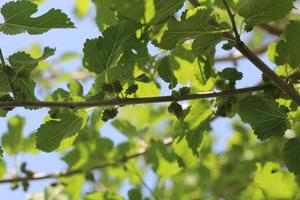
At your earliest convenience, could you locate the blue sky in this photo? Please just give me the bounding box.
[0,0,272,199]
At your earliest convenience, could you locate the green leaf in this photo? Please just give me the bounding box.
[284,138,300,176]
[0,146,3,158]
[112,119,138,138]
[238,96,288,140]
[92,0,184,30]
[147,141,181,179]
[1,116,25,155]
[176,100,213,156]
[275,21,300,69]
[12,78,37,101]
[168,44,214,89]
[60,174,85,200]
[92,0,118,30]
[85,192,124,200]
[172,137,198,168]
[0,0,75,35]
[109,0,184,25]
[48,81,85,103]
[128,188,142,200]
[185,124,209,157]
[0,68,10,94]
[68,80,84,98]
[158,7,227,50]
[31,0,45,4]
[6,47,55,100]
[0,159,6,179]
[43,185,68,200]
[22,133,39,154]
[63,137,114,169]
[157,57,177,89]
[83,20,137,74]
[59,52,80,63]
[0,94,14,117]
[36,109,88,152]
[147,0,185,25]
[9,47,55,76]
[184,100,213,131]
[237,0,295,27]
[1,116,40,154]
[74,0,90,18]
[254,162,298,199]
[135,74,151,83]
[192,33,224,52]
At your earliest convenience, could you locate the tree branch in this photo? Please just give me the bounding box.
[188,0,300,105]
[0,138,173,184]
[235,44,300,105]
[0,86,266,109]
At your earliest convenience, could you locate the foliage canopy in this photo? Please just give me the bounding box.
[0,0,300,199]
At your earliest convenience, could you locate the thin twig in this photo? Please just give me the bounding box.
[215,45,268,62]
[0,49,6,66]
[0,86,266,109]
[129,164,159,200]
[258,24,283,36]
[0,115,217,184]
[0,138,173,184]
[222,0,240,42]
